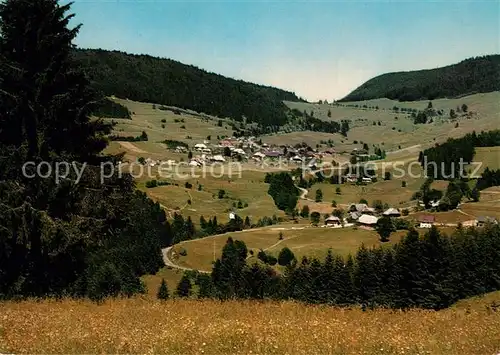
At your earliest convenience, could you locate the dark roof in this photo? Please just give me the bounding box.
[418,215,436,223]
[477,216,497,223]
[265,151,282,157]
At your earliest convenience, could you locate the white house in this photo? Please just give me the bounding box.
[418,215,435,228]
[358,214,379,229]
[194,143,207,151]
[325,216,342,227]
[211,155,226,163]
[383,208,401,217]
[253,152,266,160]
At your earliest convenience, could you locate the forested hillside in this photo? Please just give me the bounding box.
[73,49,303,128]
[341,55,500,102]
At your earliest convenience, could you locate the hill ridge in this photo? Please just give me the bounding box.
[341,55,500,102]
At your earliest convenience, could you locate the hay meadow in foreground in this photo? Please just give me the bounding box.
[1,297,499,355]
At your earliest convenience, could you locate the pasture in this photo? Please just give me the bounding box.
[284,92,500,151]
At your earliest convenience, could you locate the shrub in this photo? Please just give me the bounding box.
[145,180,158,188]
[179,248,187,256]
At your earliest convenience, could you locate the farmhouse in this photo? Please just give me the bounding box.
[350,203,368,213]
[211,155,226,163]
[265,151,282,158]
[418,215,435,228]
[476,216,498,227]
[325,216,342,227]
[194,143,207,151]
[253,152,266,160]
[349,211,361,221]
[383,208,401,217]
[358,214,378,229]
[361,206,376,215]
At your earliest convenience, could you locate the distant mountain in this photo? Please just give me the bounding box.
[73,49,303,128]
[340,55,500,102]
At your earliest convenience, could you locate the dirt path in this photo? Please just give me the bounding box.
[118,141,147,154]
[297,186,312,201]
[161,247,211,274]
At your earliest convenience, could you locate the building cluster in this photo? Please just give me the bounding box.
[170,137,338,168]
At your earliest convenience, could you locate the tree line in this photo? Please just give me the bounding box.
[419,130,500,180]
[166,225,500,310]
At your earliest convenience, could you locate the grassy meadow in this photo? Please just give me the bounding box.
[169,224,463,273]
[283,92,500,151]
[1,295,499,355]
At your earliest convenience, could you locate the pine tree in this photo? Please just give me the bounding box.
[176,273,192,298]
[0,0,166,299]
[157,278,169,300]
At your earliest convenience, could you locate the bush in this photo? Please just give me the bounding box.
[401,208,409,216]
[145,180,158,188]
[402,181,407,188]
[218,190,226,199]
[179,248,187,256]
[161,119,166,123]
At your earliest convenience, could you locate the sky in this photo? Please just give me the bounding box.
[70,0,500,101]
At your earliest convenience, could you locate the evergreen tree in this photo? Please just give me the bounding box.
[195,273,214,299]
[0,0,165,299]
[176,273,192,298]
[300,205,310,218]
[278,247,295,266]
[157,278,169,300]
[376,216,395,242]
[310,212,321,226]
[315,189,323,202]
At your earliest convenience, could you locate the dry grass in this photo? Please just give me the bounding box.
[1,297,499,355]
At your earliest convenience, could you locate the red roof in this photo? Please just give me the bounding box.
[418,215,435,223]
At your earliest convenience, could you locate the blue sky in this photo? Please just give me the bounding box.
[70,0,499,101]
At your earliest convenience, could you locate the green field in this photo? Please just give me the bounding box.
[102,98,234,161]
[473,146,500,173]
[284,92,500,151]
[171,225,416,272]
